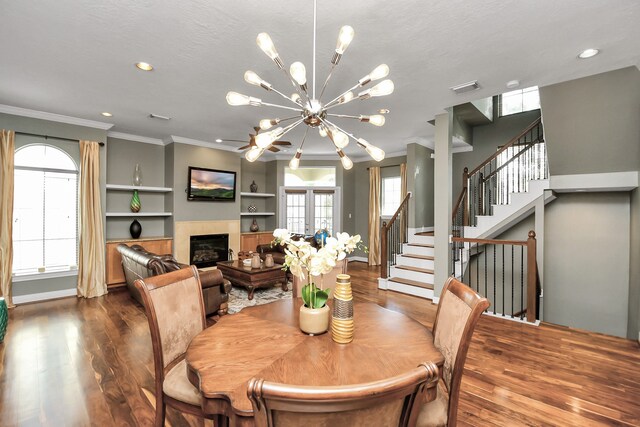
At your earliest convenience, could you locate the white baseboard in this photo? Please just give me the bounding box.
[13,288,77,304]
[348,256,368,263]
[378,278,388,290]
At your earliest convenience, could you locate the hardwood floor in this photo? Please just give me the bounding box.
[1,262,639,426]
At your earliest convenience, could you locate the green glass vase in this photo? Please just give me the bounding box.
[0,297,8,343]
[130,190,141,213]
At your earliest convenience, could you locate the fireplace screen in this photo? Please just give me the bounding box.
[189,234,229,268]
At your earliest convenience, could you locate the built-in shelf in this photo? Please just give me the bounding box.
[240,192,275,198]
[240,212,275,216]
[106,184,173,192]
[106,212,173,217]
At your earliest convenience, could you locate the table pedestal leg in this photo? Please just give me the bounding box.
[282,279,288,292]
[247,286,255,300]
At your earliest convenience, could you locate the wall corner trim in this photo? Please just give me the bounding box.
[549,171,638,192]
[0,104,114,130]
[107,131,164,145]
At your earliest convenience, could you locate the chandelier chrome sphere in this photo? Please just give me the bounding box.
[226,0,393,170]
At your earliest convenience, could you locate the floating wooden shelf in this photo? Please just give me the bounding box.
[106,212,173,217]
[240,192,275,198]
[240,212,275,216]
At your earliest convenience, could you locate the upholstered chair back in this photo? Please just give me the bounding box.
[134,266,206,370]
[424,277,489,426]
[248,362,439,427]
[292,259,348,299]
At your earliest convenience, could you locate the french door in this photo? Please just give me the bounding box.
[279,187,341,236]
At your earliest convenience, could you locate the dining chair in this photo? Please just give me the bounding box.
[416,276,490,427]
[134,266,224,427]
[247,362,439,427]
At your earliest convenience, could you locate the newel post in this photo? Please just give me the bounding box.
[462,167,469,226]
[380,222,388,279]
[526,230,537,323]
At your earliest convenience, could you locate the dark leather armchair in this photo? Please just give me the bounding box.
[116,244,231,316]
[256,234,319,266]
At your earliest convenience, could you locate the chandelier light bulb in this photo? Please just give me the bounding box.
[226,91,252,106]
[338,91,354,105]
[291,93,302,104]
[260,118,279,130]
[369,64,390,81]
[244,70,263,86]
[366,145,385,161]
[339,152,354,170]
[245,147,264,162]
[255,127,283,149]
[332,130,349,149]
[335,25,355,54]
[289,149,302,170]
[319,126,328,137]
[360,80,394,98]
[289,62,307,86]
[364,114,386,126]
[256,33,279,60]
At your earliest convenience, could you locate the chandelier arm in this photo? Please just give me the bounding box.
[270,86,306,107]
[318,64,336,101]
[281,68,311,104]
[280,118,305,136]
[260,101,304,112]
[299,126,310,151]
[326,113,360,120]
[321,119,362,145]
[324,83,362,109]
[312,0,317,99]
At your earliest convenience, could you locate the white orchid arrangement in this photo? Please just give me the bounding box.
[272,229,367,309]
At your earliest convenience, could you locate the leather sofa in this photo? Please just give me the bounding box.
[116,244,231,316]
[256,234,319,266]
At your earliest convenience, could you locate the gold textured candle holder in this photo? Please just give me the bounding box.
[331,274,354,344]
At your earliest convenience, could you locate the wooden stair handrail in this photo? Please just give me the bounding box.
[382,192,411,231]
[468,117,542,177]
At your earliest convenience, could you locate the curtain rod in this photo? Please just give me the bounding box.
[15,131,105,146]
[366,163,403,171]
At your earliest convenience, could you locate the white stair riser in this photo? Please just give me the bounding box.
[409,235,434,245]
[390,266,434,283]
[388,281,434,299]
[396,255,434,270]
[403,244,434,256]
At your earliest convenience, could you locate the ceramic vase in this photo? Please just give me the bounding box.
[133,163,142,186]
[299,304,330,335]
[129,219,142,239]
[250,218,259,232]
[0,297,8,343]
[264,253,274,267]
[331,274,354,344]
[250,180,258,192]
[130,190,141,213]
[251,253,262,269]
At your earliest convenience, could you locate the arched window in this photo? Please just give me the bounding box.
[13,144,79,275]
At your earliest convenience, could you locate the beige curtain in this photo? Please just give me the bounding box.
[77,140,107,298]
[400,162,407,243]
[0,130,15,308]
[368,167,381,266]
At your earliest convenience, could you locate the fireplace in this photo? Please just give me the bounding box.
[189,234,229,268]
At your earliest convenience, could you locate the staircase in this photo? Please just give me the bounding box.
[380,117,550,301]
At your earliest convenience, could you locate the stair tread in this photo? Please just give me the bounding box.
[415,232,434,236]
[401,254,435,261]
[407,243,434,248]
[395,265,435,274]
[388,277,434,290]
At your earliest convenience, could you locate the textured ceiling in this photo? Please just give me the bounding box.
[1,0,639,159]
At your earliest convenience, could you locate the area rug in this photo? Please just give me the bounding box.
[227,283,292,314]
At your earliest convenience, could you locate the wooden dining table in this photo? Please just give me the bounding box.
[185,298,444,426]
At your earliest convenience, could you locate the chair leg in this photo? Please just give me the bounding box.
[155,396,166,427]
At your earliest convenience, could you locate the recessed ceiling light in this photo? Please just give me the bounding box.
[506,80,520,89]
[378,109,390,114]
[215,138,223,143]
[578,49,599,59]
[135,62,154,71]
[101,112,113,117]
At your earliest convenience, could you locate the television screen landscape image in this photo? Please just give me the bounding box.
[188,166,236,201]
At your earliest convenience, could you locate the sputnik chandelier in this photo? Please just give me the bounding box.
[225,0,393,170]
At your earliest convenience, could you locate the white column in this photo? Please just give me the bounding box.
[433,110,453,300]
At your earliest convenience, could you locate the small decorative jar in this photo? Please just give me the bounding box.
[248,204,257,213]
[264,253,274,267]
[250,218,259,232]
[331,274,354,344]
[251,252,262,269]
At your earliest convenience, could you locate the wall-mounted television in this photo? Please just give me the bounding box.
[187,166,236,201]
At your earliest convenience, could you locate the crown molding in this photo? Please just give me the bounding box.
[168,135,239,152]
[107,131,164,145]
[0,104,114,130]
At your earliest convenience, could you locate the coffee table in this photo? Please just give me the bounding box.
[216,260,287,300]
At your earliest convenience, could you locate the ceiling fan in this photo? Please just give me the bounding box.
[221,127,291,152]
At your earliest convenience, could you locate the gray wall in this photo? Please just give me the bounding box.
[106,137,167,239]
[539,66,640,176]
[240,159,276,232]
[629,188,640,340]
[452,102,540,199]
[0,113,107,296]
[170,143,241,222]
[406,143,434,228]
[544,192,630,338]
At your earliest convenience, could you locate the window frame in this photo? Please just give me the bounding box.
[12,144,80,278]
[381,176,402,218]
[499,86,540,117]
